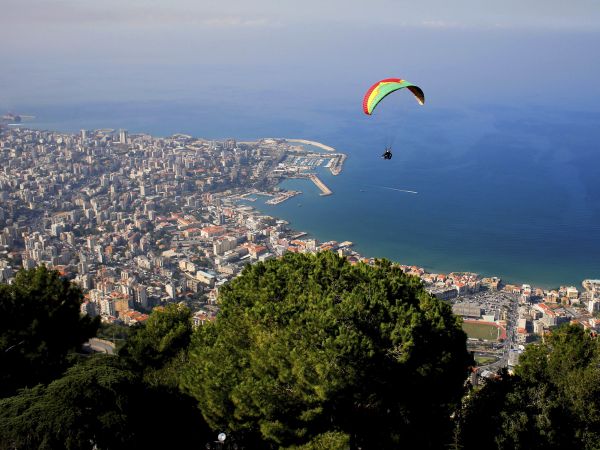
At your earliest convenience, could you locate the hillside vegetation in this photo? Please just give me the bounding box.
[1,256,599,449]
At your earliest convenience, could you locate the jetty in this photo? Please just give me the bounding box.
[285,138,336,152]
[308,174,332,196]
[329,154,346,176]
[265,190,302,205]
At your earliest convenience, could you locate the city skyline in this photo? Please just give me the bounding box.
[2,124,599,376]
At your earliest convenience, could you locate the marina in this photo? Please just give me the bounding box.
[265,190,302,205]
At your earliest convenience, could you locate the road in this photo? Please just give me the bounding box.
[477,293,519,372]
[85,338,116,355]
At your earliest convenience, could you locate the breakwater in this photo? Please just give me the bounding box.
[307,174,332,196]
[286,138,336,152]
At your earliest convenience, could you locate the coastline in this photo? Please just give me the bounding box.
[256,201,589,292]
[10,123,594,290]
[245,189,589,292]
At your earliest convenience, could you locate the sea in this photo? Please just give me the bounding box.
[17,99,600,289]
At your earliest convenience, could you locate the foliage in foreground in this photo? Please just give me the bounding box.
[182,251,472,449]
[119,303,193,387]
[5,260,600,450]
[0,302,210,449]
[0,266,99,397]
[0,355,210,450]
[458,324,600,450]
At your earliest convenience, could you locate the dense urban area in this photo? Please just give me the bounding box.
[1,124,599,379]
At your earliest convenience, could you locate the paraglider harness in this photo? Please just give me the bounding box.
[382,147,392,160]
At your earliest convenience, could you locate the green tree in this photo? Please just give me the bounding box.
[0,355,211,450]
[285,431,351,450]
[458,324,600,449]
[0,266,99,397]
[182,252,471,449]
[119,303,193,387]
[96,322,131,350]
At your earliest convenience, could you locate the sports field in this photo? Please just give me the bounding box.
[474,355,498,366]
[462,322,500,341]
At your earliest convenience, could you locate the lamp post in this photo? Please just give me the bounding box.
[206,432,227,449]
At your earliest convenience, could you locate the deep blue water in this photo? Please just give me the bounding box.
[19,100,600,288]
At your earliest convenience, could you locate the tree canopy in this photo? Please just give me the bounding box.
[458,324,600,450]
[182,252,472,449]
[7,255,600,449]
[0,266,99,397]
[0,355,211,450]
[119,303,193,387]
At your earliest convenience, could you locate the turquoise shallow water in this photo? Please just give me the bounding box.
[23,101,600,288]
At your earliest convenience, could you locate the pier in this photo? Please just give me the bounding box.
[329,154,346,176]
[285,138,336,152]
[308,174,332,196]
[265,190,302,205]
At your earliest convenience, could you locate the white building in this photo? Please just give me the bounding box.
[166,283,176,299]
[99,298,115,317]
[213,236,238,255]
[196,270,216,288]
[134,284,149,309]
[119,129,128,144]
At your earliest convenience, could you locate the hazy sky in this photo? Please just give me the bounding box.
[4,0,600,30]
[2,0,600,111]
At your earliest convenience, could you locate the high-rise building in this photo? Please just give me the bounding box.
[119,129,128,145]
[50,222,64,237]
[166,283,176,299]
[80,301,97,317]
[134,284,148,309]
[224,138,236,150]
[99,298,116,317]
[114,296,131,317]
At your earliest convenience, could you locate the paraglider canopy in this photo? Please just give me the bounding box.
[363,78,425,115]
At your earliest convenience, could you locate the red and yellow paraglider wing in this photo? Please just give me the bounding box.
[362,78,425,115]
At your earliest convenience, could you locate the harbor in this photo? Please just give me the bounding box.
[265,190,302,205]
[329,154,346,176]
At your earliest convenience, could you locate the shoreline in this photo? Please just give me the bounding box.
[243,195,588,292]
[10,125,591,291]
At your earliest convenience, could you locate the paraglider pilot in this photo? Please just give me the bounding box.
[382,147,392,160]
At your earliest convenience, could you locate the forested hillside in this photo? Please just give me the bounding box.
[1,256,599,449]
